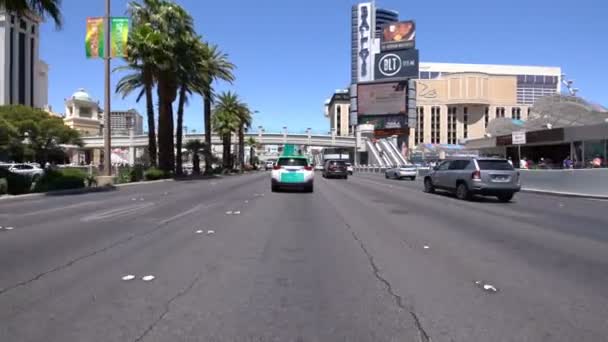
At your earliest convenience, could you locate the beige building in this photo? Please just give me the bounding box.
[324,89,351,136]
[326,62,562,147]
[63,89,103,137]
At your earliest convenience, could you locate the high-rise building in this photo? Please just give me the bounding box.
[351,3,398,84]
[0,10,48,108]
[108,110,144,136]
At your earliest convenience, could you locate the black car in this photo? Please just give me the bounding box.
[322,160,348,179]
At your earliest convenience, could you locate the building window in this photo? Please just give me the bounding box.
[512,107,521,120]
[415,107,424,145]
[18,32,26,105]
[336,106,341,136]
[484,107,489,128]
[30,37,35,106]
[20,20,27,30]
[431,106,440,144]
[448,107,457,144]
[463,107,469,139]
[496,107,505,118]
[31,25,36,34]
[9,28,14,104]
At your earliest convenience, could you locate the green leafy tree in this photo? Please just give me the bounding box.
[245,136,258,166]
[212,92,241,170]
[0,105,81,164]
[0,0,62,28]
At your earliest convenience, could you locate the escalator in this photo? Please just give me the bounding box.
[378,139,401,167]
[365,139,386,167]
[375,141,393,166]
[383,138,409,165]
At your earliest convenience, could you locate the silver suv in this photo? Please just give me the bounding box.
[423,158,520,202]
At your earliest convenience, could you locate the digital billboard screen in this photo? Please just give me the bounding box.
[357,82,406,116]
[381,21,415,51]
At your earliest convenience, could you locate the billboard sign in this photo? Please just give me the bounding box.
[357,3,374,82]
[381,20,416,51]
[375,49,419,80]
[359,115,406,130]
[357,82,406,116]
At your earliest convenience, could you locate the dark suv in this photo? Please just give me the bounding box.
[423,157,520,202]
[322,160,348,179]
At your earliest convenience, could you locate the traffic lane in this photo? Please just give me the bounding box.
[0,173,267,293]
[143,174,421,342]
[354,171,608,242]
[321,175,608,341]
[0,172,271,341]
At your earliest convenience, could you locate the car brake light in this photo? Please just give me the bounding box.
[304,166,313,171]
[273,165,282,170]
[472,170,481,180]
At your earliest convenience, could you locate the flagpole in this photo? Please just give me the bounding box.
[103,0,112,176]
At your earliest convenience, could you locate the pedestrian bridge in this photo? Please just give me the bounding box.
[81,132,356,149]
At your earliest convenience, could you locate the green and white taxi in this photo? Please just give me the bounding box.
[270,155,314,192]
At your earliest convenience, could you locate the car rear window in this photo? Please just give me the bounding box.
[477,160,514,170]
[328,161,346,166]
[277,158,308,166]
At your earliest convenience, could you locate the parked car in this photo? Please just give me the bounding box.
[322,160,348,179]
[265,160,276,171]
[423,157,520,202]
[345,162,354,175]
[270,155,314,192]
[385,164,417,180]
[0,163,44,181]
[314,164,324,171]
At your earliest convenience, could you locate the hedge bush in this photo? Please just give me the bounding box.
[4,172,32,195]
[144,167,168,181]
[34,168,86,192]
[130,164,145,182]
[0,178,7,195]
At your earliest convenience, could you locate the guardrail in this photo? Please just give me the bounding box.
[354,165,430,177]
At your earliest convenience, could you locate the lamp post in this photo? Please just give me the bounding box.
[126,112,135,165]
[102,0,112,176]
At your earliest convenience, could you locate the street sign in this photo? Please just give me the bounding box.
[512,131,526,145]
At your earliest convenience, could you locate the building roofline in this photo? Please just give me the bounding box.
[420,62,561,75]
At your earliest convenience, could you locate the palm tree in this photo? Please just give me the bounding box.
[212,92,241,170]
[134,0,195,173]
[174,37,205,175]
[184,139,206,175]
[235,103,253,171]
[198,44,235,175]
[1,0,62,28]
[114,28,159,167]
[245,136,258,166]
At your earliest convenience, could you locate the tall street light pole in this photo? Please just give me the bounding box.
[103,0,112,176]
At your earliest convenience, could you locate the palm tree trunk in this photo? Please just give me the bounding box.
[192,154,200,174]
[222,134,231,170]
[238,126,245,172]
[144,83,157,167]
[157,78,176,174]
[203,93,212,174]
[175,85,186,176]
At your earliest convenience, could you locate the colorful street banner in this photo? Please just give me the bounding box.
[111,17,129,58]
[85,17,104,58]
[85,17,129,59]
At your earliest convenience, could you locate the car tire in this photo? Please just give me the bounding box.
[344,175,348,180]
[456,183,471,201]
[497,193,514,202]
[305,185,314,193]
[385,173,389,179]
[410,176,416,181]
[271,184,279,192]
[424,178,435,193]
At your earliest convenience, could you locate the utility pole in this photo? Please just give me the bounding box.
[103,0,112,176]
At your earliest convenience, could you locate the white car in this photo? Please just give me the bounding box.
[314,164,324,171]
[345,162,354,175]
[1,163,44,181]
[271,156,314,192]
[385,164,418,180]
[265,160,275,171]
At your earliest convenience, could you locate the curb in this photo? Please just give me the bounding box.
[521,188,608,200]
[0,185,117,201]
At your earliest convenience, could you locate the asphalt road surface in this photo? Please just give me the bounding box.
[1,171,607,341]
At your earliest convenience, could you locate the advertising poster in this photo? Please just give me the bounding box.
[357,82,407,116]
[381,20,415,51]
[86,17,129,58]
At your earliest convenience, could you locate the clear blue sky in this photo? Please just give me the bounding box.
[40,0,608,133]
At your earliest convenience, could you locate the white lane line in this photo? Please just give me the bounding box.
[423,245,430,249]
[81,202,155,222]
[195,230,203,234]
[122,275,135,281]
[14,201,100,218]
[206,230,215,235]
[159,202,217,225]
